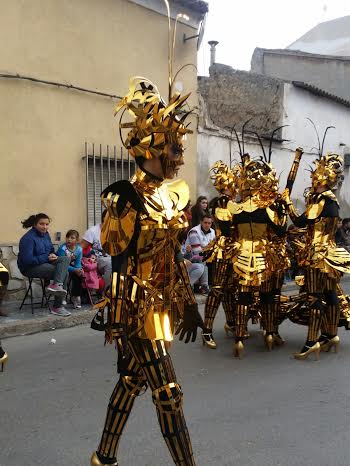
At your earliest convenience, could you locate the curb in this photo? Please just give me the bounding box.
[0,308,96,339]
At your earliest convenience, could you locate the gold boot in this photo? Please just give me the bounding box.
[294,342,320,360]
[0,351,8,372]
[91,452,118,466]
[234,340,244,359]
[321,335,340,353]
[202,332,217,349]
[265,334,273,351]
[224,322,235,337]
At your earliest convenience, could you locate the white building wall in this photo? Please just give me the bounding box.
[197,84,350,217]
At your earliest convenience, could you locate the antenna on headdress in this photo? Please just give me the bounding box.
[230,126,243,164]
[242,118,253,156]
[306,118,321,158]
[246,130,267,162]
[268,125,289,163]
[320,126,335,156]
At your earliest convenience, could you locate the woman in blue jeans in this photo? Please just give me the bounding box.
[17,213,71,316]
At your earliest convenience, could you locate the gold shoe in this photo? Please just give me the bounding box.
[294,342,320,360]
[202,332,217,349]
[273,333,285,346]
[0,351,8,372]
[224,322,235,337]
[320,335,340,353]
[265,334,273,351]
[234,341,244,359]
[91,452,118,466]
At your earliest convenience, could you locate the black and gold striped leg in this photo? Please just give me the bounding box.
[130,338,196,466]
[222,290,235,335]
[96,353,147,464]
[203,261,228,331]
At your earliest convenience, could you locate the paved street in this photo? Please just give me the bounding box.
[2,295,350,466]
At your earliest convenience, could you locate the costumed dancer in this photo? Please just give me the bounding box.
[228,126,288,358]
[90,77,203,466]
[0,261,9,371]
[202,161,238,348]
[282,129,350,359]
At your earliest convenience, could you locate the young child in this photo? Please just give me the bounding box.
[57,229,83,309]
[82,251,105,297]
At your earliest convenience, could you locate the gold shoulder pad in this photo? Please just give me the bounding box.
[166,179,190,211]
[266,206,287,226]
[227,200,243,215]
[101,192,137,256]
[215,207,232,221]
[305,199,325,220]
[322,190,339,205]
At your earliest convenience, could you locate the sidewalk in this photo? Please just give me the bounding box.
[1,277,349,339]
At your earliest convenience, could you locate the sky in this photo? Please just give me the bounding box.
[197,0,350,75]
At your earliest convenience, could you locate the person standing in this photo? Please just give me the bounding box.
[90,78,203,466]
[283,153,350,359]
[190,196,209,227]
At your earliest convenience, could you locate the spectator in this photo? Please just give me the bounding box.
[182,243,206,288]
[81,210,111,289]
[183,200,192,226]
[185,214,215,294]
[57,229,83,309]
[17,213,71,316]
[190,196,209,227]
[337,218,350,252]
[335,218,343,245]
[82,251,105,296]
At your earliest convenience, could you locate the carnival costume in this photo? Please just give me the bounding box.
[0,262,9,371]
[202,161,238,348]
[90,78,203,466]
[283,150,350,359]
[227,130,289,358]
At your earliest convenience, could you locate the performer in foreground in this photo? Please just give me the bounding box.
[90,78,203,466]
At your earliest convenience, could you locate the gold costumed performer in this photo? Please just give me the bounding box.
[228,127,288,358]
[283,138,350,359]
[202,161,238,348]
[90,77,204,466]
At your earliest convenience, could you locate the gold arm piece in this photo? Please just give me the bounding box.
[101,199,137,256]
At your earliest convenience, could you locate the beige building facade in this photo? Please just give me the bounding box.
[0,0,207,298]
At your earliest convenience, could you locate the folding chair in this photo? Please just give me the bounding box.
[19,277,49,314]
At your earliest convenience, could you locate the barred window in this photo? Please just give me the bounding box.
[85,143,135,227]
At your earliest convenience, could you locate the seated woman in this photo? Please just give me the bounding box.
[17,213,71,316]
[57,229,83,309]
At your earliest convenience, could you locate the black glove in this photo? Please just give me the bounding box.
[175,303,204,343]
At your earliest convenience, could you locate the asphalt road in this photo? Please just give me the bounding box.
[2,298,350,466]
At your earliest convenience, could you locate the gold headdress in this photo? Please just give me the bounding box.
[311,153,343,190]
[306,120,343,190]
[115,77,192,161]
[209,160,238,197]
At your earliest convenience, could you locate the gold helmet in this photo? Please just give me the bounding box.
[209,161,238,197]
[115,77,192,166]
[311,153,343,190]
[237,157,279,203]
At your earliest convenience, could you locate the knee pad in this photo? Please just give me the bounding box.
[152,382,183,413]
[324,290,339,306]
[121,375,147,397]
[238,292,253,305]
[260,292,275,305]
